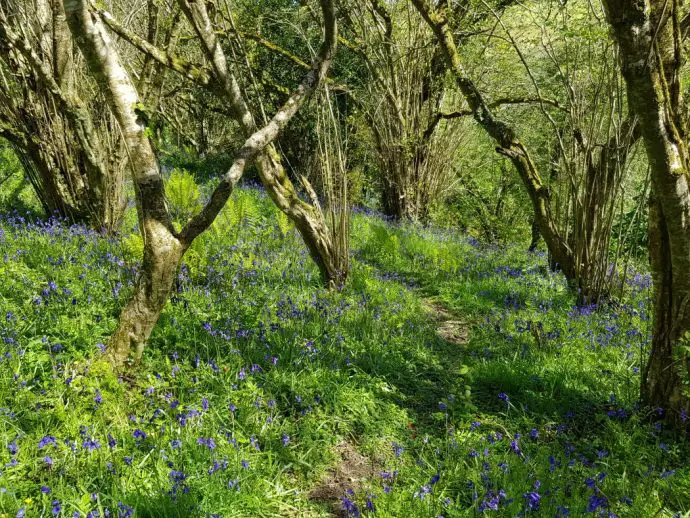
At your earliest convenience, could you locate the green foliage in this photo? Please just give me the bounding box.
[164,168,201,226]
[0,143,40,215]
[0,186,685,516]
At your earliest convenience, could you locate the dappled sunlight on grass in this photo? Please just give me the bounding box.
[0,189,685,517]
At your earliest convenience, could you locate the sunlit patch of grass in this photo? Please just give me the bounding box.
[0,188,686,517]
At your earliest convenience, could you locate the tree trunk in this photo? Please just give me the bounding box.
[65,0,338,365]
[528,219,541,252]
[380,176,418,221]
[178,0,344,287]
[604,0,690,426]
[255,150,344,287]
[643,194,688,414]
[412,0,577,287]
[0,2,126,231]
[108,225,185,365]
[64,0,181,364]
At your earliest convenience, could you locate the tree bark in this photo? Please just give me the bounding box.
[604,0,690,426]
[64,0,183,364]
[0,2,125,230]
[96,2,345,286]
[180,0,345,287]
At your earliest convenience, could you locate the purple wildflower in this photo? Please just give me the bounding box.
[39,436,57,449]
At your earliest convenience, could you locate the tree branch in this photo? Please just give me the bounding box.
[93,3,213,89]
[179,0,337,243]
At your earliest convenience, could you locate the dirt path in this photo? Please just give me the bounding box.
[308,298,471,516]
[422,298,470,346]
[309,442,377,517]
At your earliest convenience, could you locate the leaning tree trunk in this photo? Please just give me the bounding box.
[65,0,337,365]
[412,0,578,287]
[604,0,690,427]
[65,0,183,364]
[108,223,185,365]
[96,1,344,286]
[255,150,346,287]
[177,0,344,287]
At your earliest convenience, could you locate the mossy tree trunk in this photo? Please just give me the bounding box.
[604,0,690,427]
[412,0,577,285]
[97,1,346,287]
[0,0,126,230]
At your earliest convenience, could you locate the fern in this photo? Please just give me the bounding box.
[165,168,201,224]
[276,211,293,236]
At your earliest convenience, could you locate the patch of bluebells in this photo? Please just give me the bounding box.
[0,191,687,517]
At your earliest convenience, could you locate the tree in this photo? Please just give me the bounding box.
[0,0,126,230]
[412,0,640,303]
[62,0,337,367]
[95,0,347,287]
[603,0,690,427]
[340,0,462,221]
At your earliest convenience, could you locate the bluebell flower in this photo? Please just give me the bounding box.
[414,484,432,500]
[117,502,134,518]
[39,436,57,449]
[587,494,608,513]
[510,439,521,456]
[523,489,540,511]
[51,499,61,516]
[82,438,101,452]
[197,437,216,450]
[341,496,360,517]
[392,442,404,457]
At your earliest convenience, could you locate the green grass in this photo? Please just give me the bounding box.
[0,186,687,517]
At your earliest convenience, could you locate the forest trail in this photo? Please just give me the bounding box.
[308,297,471,516]
[422,298,470,346]
[309,442,377,517]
